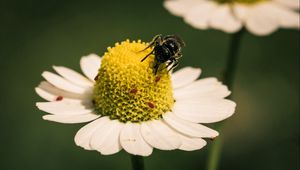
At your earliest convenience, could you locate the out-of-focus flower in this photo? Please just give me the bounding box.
[35,40,236,156]
[164,0,300,36]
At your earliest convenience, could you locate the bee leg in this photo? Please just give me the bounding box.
[164,57,178,69]
[168,59,179,72]
[139,34,163,52]
[139,43,154,52]
[166,52,181,71]
[164,60,174,69]
[151,34,163,45]
[141,51,154,62]
[154,62,160,75]
[175,52,183,59]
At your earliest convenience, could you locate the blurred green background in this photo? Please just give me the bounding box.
[0,0,299,170]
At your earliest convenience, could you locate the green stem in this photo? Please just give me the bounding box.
[223,29,245,89]
[130,155,145,170]
[206,29,245,170]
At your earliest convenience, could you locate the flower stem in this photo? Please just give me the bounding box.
[223,28,245,89]
[130,155,145,170]
[206,28,245,170]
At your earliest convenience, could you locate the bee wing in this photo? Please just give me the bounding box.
[164,35,185,47]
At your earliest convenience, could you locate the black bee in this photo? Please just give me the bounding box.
[141,34,185,74]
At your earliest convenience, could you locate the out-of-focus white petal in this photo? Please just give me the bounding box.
[164,0,204,17]
[163,112,219,138]
[173,99,236,123]
[120,122,153,156]
[233,4,250,21]
[172,67,201,89]
[245,3,279,36]
[164,0,299,35]
[80,54,101,81]
[53,66,93,88]
[209,4,242,33]
[90,119,123,155]
[178,133,207,151]
[184,1,218,29]
[74,117,108,150]
[274,0,300,9]
[267,2,300,28]
[43,113,100,124]
[140,120,181,150]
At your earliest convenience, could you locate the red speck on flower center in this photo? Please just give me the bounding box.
[56,96,63,101]
[147,102,155,108]
[130,88,138,94]
[155,76,161,83]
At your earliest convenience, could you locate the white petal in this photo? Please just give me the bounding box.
[43,113,100,124]
[35,87,84,103]
[164,0,204,17]
[245,3,279,36]
[172,67,201,89]
[267,3,300,28]
[274,0,300,9]
[173,99,236,123]
[36,81,89,102]
[184,1,218,29]
[75,117,109,150]
[35,87,85,103]
[36,101,93,115]
[90,118,123,155]
[35,87,60,102]
[233,4,250,21]
[174,77,231,100]
[80,54,101,81]
[53,66,93,88]
[42,71,88,94]
[178,134,207,151]
[163,112,219,138]
[209,4,242,33]
[140,120,181,150]
[120,122,153,156]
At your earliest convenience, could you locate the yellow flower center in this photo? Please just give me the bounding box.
[213,0,267,4]
[93,40,174,123]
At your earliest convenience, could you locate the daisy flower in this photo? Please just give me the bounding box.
[35,40,236,156]
[164,0,300,36]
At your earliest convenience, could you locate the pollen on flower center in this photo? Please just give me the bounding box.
[93,40,174,123]
[213,0,267,4]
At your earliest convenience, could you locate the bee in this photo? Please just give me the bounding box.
[141,34,185,74]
